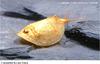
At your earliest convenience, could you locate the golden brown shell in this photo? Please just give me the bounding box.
[17,16,69,46]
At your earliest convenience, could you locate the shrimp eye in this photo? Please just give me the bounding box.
[23,29,29,33]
